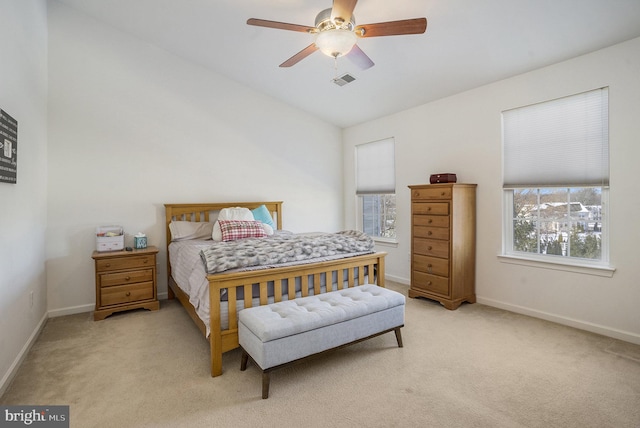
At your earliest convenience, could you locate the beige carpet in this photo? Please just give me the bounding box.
[2,281,639,428]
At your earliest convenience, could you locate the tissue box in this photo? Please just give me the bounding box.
[96,226,124,252]
[134,234,147,249]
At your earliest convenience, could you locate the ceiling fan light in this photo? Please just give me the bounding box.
[315,29,357,58]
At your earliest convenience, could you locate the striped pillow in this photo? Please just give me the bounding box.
[218,220,267,242]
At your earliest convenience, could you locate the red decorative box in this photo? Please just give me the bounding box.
[429,173,457,184]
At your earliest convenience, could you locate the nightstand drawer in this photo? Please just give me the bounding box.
[100,269,154,287]
[100,282,154,306]
[411,187,452,200]
[96,255,155,272]
[412,202,449,216]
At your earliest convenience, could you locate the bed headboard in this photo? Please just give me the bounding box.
[164,201,283,282]
[164,201,283,243]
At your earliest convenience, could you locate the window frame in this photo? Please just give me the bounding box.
[501,187,614,277]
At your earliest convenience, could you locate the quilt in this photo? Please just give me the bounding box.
[200,230,374,274]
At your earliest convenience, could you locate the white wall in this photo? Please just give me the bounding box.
[0,0,48,394]
[343,37,640,344]
[46,3,343,315]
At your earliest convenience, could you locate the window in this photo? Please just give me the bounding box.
[356,138,396,240]
[502,88,609,267]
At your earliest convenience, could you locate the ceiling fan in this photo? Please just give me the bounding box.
[247,0,427,69]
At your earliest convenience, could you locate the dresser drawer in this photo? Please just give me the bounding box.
[413,254,449,277]
[413,215,449,228]
[100,282,154,306]
[412,271,450,296]
[414,238,450,259]
[100,269,154,287]
[412,202,449,216]
[414,225,450,240]
[411,187,452,200]
[96,255,155,272]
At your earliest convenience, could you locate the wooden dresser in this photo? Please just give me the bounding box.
[92,246,159,320]
[408,183,477,310]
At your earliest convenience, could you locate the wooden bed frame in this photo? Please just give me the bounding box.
[164,201,387,377]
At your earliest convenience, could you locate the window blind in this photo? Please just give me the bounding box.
[502,87,609,188]
[356,138,395,195]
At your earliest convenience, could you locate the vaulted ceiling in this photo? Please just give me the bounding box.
[55,0,640,128]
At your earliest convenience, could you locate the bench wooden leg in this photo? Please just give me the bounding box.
[240,349,249,371]
[262,372,270,399]
[394,327,403,348]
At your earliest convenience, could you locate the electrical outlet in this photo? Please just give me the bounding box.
[30,291,34,307]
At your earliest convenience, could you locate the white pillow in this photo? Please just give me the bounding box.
[169,221,214,241]
[211,207,254,241]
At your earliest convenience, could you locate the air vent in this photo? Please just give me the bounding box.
[332,73,356,86]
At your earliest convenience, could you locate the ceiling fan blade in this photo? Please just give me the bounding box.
[279,44,319,67]
[247,18,315,33]
[331,0,358,24]
[347,44,374,70]
[355,18,427,37]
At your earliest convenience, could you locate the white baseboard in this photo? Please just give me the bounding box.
[0,311,48,397]
[48,303,94,318]
[477,296,640,345]
[384,274,410,285]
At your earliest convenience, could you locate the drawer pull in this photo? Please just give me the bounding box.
[143,259,148,264]
[427,231,432,236]
[427,281,432,285]
[125,276,131,281]
[427,207,432,211]
[105,263,110,268]
[428,219,432,224]
[441,192,446,196]
[126,292,131,297]
[428,246,432,250]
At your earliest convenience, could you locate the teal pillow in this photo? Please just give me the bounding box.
[252,205,276,229]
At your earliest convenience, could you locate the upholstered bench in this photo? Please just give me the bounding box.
[238,283,405,398]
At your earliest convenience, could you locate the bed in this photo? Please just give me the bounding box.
[164,201,387,377]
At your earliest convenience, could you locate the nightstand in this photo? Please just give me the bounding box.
[92,246,159,321]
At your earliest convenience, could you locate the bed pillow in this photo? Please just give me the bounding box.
[169,221,214,241]
[251,204,276,230]
[218,220,267,242]
[212,207,255,241]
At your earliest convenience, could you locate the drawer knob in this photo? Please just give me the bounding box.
[428,219,432,224]
[427,281,432,285]
[143,259,148,264]
[428,246,432,250]
[105,263,111,268]
[427,207,431,211]
[441,192,445,196]
[126,292,131,297]
[427,231,432,236]
[125,276,131,281]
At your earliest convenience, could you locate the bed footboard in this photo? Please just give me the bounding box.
[207,251,386,377]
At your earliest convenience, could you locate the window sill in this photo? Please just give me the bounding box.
[498,254,615,277]
[372,237,398,248]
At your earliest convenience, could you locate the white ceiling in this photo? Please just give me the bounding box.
[55,0,640,128]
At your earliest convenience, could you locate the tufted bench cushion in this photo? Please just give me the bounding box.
[239,284,405,398]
